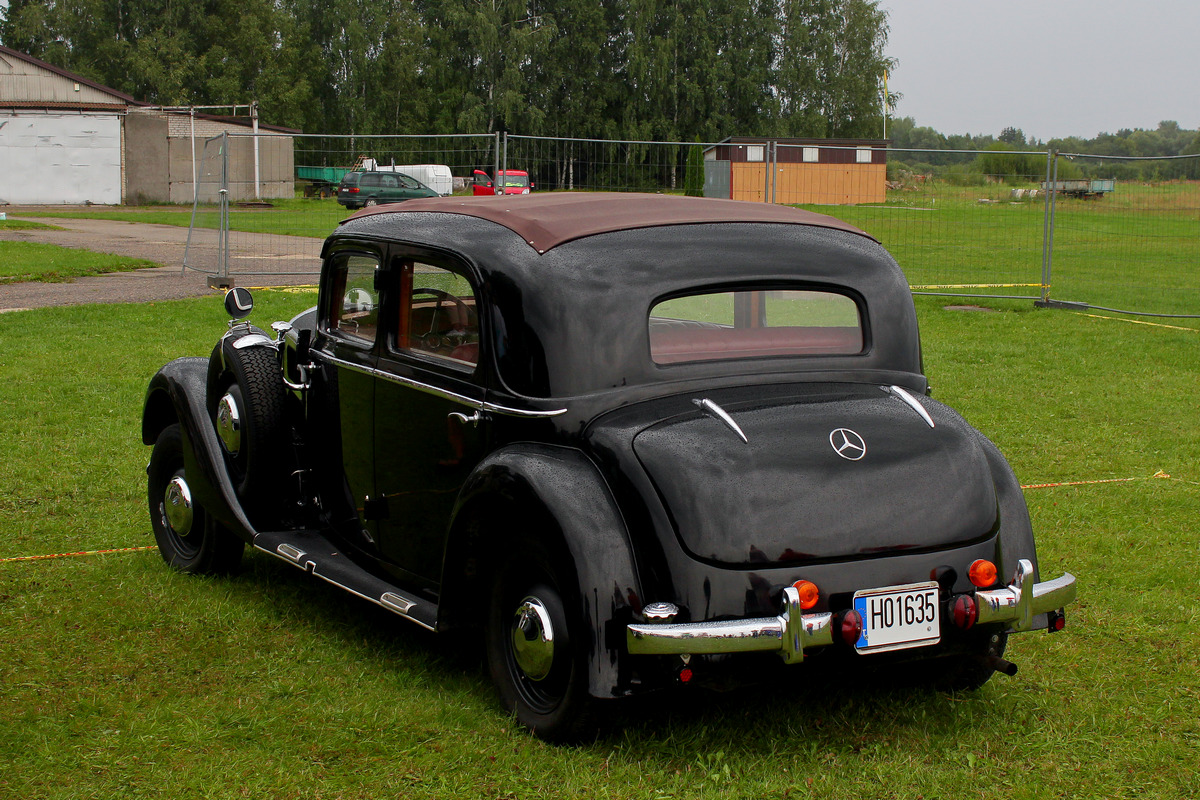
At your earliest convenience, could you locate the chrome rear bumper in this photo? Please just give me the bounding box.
[626,559,1076,664]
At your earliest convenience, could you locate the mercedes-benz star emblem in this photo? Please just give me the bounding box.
[829,428,867,461]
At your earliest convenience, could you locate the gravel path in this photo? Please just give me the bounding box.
[0,213,323,312]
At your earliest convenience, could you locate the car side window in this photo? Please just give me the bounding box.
[398,174,419,189]
[360,173,380,188]
[395,260,479,368]
[380,174,399,189]
[327,254,381,345]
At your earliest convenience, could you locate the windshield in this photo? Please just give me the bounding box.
[501,174,530,188]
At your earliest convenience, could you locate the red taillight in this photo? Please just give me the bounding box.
[792,580,819,610]
[1050,611,1067,632]
[968,559,998,588]
[840,609,863,647]
[952,594,978,629]
[678,667,694,684]
[347,187,359,194]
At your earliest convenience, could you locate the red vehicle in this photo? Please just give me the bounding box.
[472,169,533,195]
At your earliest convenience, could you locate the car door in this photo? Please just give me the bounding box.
[359,172,382,205]
[371,253,489,587]
[374,173,401,204]
[396,173,434,200]
[315,247,384,548]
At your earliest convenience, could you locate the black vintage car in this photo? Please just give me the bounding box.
[142,193,1076,741]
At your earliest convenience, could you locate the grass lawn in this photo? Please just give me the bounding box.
[1,289,1197,798]
[0,240,161,283]
[14,181,1200,321]
[0,218,64,232]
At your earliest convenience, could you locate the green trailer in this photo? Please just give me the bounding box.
[296,165,352,197]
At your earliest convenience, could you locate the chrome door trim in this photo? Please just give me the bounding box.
[320,353,567,419]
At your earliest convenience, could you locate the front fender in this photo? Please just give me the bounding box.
[447,443,642,699]
[142,357,256,543]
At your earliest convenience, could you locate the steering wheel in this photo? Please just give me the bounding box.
[412,287,474,350]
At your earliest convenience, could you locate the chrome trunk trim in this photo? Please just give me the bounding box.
[692,397,748,443]
[883,384,935,428]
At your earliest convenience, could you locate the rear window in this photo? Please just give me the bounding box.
[340,173,360,187]
[649,289,863,364]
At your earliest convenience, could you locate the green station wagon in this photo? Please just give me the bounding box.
[337,170,439,209]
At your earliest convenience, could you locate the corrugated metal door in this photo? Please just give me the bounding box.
[0,113,122,204]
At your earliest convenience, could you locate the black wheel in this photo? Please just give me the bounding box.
[209,344,287,516]
[486,541,595,742]
[148,423,243,574]
[364,198,378,207]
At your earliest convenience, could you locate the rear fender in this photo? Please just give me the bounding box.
[977,433,1049,631]
[142,357,256,543]
[445,444,642,699]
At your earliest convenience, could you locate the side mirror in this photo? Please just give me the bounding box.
[224,287,254,320]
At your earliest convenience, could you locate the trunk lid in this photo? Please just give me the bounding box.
[629,385,997,567]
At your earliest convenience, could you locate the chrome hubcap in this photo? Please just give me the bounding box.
[162,475,194,535]
[511,596,555,681]
[216,392,242,455]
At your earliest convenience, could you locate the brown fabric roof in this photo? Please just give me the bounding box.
[345,192,875,253]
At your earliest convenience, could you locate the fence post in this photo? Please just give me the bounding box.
[493,131,501,191]
[1043,152,1060,305]
[763,140,771,203]
[220,131,231,286]
[1040,149,1053,303]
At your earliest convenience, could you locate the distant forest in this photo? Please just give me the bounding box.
[4,1,1197,182]
[1,0,894,142]
[888,119,1200,182]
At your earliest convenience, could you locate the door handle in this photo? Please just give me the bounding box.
[448,410,483,427]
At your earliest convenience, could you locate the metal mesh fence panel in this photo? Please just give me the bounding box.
[183,131,1198,321]
[186,133,499,285]
[1042,153,1200,319]
[182,134,228,278]
[505,136,711,194]
[791,145,1051,301]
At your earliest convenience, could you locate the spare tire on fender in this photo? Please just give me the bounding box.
[207,339,287,517]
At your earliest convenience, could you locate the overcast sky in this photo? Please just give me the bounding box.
[880,0,1200,141]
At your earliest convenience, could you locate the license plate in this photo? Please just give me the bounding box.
[853,581,940,654]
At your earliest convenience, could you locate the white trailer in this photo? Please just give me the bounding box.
[376,163,453,196]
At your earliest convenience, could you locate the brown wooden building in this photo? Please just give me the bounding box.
[704,137,889,205]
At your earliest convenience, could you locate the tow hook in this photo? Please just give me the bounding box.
[981,654,1019,677]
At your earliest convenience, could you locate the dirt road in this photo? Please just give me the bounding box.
[0,214,323,312]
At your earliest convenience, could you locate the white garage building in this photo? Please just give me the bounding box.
[0,45,295,205]
[0,46,130,205]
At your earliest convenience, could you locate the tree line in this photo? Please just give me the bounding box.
[888,118,1200,182]
[1,0,894,143]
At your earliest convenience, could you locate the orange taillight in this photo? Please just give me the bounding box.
[792,579,820,610]
[968,559,998,588]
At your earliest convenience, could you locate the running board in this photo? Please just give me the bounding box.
[252,529,437,632]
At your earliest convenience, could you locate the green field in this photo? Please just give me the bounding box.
[819,181,1200,321]
[15,181,1200,321]
[1,289,1197,798]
